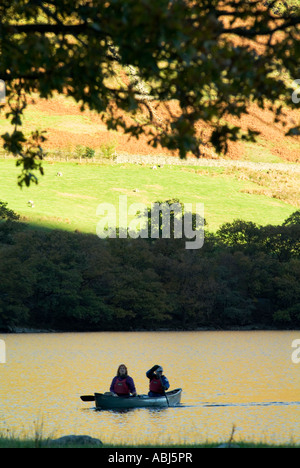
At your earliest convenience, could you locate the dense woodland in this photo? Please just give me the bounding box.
[0,202,299,332]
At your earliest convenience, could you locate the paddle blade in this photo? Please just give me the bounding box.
[80,395,95,401]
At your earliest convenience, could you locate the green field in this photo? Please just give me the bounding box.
[0,158,297,233]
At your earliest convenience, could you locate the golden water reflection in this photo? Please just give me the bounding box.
[1,331,299,445]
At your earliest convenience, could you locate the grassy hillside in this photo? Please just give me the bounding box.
[0,91,299,162]
[0,158,297,233]
[0,87,299,233]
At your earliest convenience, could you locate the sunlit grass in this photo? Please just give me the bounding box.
[1,419,299,448]
[0,435,299,448]
[0,158,296,233]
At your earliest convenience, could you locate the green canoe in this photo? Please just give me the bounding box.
[94,388,182,410]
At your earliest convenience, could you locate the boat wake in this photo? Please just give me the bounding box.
[202,401,300,408]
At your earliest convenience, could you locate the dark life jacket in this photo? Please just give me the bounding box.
[149,376,164,394]
[114,377,130,395]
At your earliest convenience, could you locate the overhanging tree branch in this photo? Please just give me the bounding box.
[4,22,108,37]
[0,0,299,186]
[221,16,300,37]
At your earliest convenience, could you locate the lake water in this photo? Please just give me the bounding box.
[1,330,300,445]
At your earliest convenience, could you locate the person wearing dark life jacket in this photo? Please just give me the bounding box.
[146,364,170,397]
[110,364,137,397]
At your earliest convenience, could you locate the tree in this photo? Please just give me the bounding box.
[260,223,300,261]
[0,201,20,221]
[216,219,261,249]
[0,0,299,186]
[283,210,300,226]
[0,201,22,244]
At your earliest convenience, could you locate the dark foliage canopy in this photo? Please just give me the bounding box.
[0,0,299,185]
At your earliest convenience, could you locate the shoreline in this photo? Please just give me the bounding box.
[0,434,299,449]
[1,325,299,334]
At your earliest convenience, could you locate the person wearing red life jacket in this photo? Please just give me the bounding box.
[146,364,170,397]
[110,364,137,397]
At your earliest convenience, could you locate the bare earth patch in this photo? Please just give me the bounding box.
[13,93,300,163]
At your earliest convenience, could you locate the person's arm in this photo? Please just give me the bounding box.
[146,364,159,380]
[110,376,117,393]
[161,375,170,390]
[127,376,137,396]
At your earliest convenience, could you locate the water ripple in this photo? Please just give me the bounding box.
[202,401,300,407]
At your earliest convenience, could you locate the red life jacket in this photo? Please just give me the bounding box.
[114,377,130,395]
[149,376,163,394]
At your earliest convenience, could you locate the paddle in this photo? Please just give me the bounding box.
[159,375,169,407]
[80,395,95,401]
[163,390,169,407]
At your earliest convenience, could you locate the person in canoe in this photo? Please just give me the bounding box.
[110,364,137,397]
[146,364,170,397]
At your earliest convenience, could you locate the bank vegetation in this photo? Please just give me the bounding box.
[0,200,299,332]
